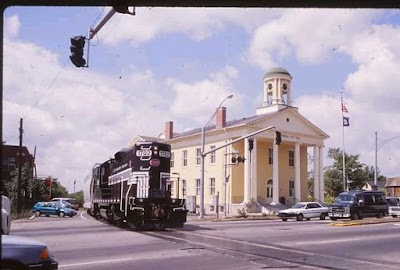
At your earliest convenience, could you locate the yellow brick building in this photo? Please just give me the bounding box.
[129,67,329,215]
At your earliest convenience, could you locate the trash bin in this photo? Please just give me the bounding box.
[279,196,285,204]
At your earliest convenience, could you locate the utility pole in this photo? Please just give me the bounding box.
[17,118,23,215]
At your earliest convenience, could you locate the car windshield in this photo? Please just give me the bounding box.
[53,202,64,208]
[291,203,306,209]
[387,198,399,206]
[334,195,355,203]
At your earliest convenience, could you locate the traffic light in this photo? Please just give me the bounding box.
[69,36,86,68]
[248,139,254,151]
[275,131,282,145]
[231,155,245,164]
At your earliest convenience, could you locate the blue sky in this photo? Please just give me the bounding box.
[4,7,400,192]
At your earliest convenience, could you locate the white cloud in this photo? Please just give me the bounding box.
[4,15,20,39]
[167,65,243,126]
[98,8,279,46]
[245,9,380,69]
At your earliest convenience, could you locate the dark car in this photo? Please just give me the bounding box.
[1,234,58,270]
[328,190,388,220]
[33,202,76,217]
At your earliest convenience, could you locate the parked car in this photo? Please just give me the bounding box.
[278,202,328,221]
[387,197,400,218]
[2,195,11,235]
[55,201,75,210]
[1,234,58,270]
[328,190,388,220]
[33,202,77,217]
[51,198,79,210]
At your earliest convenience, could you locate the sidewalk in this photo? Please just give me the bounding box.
[186,212,279,222]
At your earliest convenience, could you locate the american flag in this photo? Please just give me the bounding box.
[341,98,348,113]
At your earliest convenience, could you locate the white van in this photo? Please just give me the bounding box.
[2,195,11,234]
[51,198,79,210]
[387,197,400,218]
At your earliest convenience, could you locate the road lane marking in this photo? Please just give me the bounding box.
[80,211,87,220]
[154,229,400,269]
[59,258,133,268]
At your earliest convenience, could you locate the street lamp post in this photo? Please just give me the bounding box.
[199,94,233,219]
[374,131,400,186]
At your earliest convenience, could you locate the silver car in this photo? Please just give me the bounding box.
[278,202,328,221]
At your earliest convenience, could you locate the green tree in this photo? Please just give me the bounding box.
[324,148,385,198]
[51,182,69,198]
[70,190,84,207]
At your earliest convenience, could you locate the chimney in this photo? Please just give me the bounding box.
[165,121,173,140]
[216,107,226,129]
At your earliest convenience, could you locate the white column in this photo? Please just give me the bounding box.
[272,143,280,204]
[244,139,250,203]
[319,146,324,203]
[251,138,258,201]
[313,145,320,202]
[295,142,301,202]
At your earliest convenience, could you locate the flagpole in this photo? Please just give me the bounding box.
[341,91,346,192]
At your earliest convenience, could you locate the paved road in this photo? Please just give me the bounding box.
[10,212,400,270]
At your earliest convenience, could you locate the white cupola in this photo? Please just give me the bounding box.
[256,67,294,115]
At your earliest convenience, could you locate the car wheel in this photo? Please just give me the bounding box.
[296,213,304,221]
[35,211,40,217]
[306,218,311,221]
[351,212,359,220]
[45,215,49,217]
[393,215,397,218]
[330,217,337,221]
[320,213,326,220]
[281,218,287,222]
[59,212,65,218]
[377,212,384,218]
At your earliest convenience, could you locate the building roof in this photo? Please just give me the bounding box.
[168,106,329,141]
[366,180,386,189]
[264,67,292,79]
[386,177,400,187]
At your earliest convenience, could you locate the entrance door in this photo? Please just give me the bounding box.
[266,179,273,203]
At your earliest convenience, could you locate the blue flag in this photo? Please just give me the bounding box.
[343,116,350,127]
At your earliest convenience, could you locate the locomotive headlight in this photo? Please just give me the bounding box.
[138,198,143,203]
[171,199,176,203]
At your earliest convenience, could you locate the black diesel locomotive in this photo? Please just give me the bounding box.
[89,141,187,230]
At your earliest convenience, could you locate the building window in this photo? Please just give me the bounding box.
[268,148,273,165]
[209,205,215,212]
[182,150,188,167]
[170,152,174,168]
[289,180,294,197]
[196,178,200,196]
[196,148,201,165]
[182,180,186,197]
[210,145,216,164]
[210,177,216,196]
[289,150,294,167]
[8,157,16,171]
[267,179,273,198]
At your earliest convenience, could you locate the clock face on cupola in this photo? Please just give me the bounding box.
[263,67,292,106]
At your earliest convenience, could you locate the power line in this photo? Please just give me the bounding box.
[22,58,70,119]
